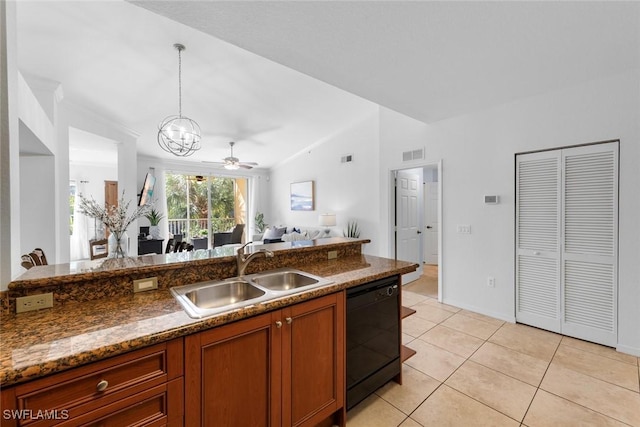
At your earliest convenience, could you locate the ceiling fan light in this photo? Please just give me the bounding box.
[224,163,240,170]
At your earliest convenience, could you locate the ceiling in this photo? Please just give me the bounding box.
[16,1,376,169]
[134,1,639,124]
[16,1,639,168]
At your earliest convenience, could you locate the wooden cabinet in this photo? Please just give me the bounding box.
[185,292,345,427]
[0,339,183,427]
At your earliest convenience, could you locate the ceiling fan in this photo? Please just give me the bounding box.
[205,142,258,170]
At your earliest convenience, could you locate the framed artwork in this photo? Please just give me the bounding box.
[290,181,314,211]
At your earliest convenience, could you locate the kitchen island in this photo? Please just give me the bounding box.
[0,238,416,427]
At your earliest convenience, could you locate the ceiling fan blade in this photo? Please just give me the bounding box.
[238,164,254,169]
[240,162,259,166]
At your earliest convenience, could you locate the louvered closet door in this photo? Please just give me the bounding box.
[516,151,562,333]
[516,142,618,347]
[561,143,618,346]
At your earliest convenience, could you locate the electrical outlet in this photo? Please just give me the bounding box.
[133,277,158,293]
[457,225,471,234]
[327,250,338,260]
[487,277,496,288]
[16,293,54,313]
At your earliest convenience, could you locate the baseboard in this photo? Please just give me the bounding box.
[615,344,640,357]
[441,297,516,324]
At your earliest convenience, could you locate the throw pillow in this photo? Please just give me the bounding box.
[307,230,321,240]
[263,226,286,240]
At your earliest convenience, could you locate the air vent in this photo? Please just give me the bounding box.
[402,148,424,162]
[341,154,353,163]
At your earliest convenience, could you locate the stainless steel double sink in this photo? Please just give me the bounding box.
[171,268,333,318]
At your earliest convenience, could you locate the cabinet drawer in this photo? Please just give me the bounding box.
[7,339,183,427]
[59,378,183,427]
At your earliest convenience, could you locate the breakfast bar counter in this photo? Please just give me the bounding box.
[0,239,417,388]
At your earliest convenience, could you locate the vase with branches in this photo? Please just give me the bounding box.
[79,192,150,258]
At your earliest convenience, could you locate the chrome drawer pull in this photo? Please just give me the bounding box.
[96,379,109,392]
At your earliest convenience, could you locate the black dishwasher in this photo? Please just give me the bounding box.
[346,276,400,410]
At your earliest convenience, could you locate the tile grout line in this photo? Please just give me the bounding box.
[519,335,562,425]
[402,309,527,425]
[401,289,640,426]
[554,343,640,393]
[560,339,639,367]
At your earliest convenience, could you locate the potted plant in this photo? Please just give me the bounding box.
[253,211,268,242]
[145,207,165,240]
[254,211,268,234]
[343,220,361,238]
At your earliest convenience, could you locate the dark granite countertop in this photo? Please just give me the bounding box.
[0,254,416,387]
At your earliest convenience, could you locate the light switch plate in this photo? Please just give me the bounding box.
[457,225,471,234]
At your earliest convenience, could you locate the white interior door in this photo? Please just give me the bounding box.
[396,169,423,284]
[424,181,439,265]
[516,142,618,347]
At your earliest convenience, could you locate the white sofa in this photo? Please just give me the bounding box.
[253,226,333,244]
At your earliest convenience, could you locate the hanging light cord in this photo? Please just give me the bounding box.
[157,43,201,157]
[177,44,183,118]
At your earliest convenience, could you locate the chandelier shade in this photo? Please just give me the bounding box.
[157,43,201,157]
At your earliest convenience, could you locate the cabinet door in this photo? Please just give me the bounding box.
[185,312,279,427]
[281,292,345,427]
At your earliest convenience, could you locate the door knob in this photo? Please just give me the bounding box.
[275,320,282,328]
[417,230,422,234]
[426,226,433,229]
[285,317,292,325]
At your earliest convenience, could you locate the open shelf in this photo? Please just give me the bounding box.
[400,345,416,363]
[401,306,416,319]
[400,306,417,363]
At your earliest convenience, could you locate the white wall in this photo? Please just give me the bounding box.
[0,0,15,289]
[269,113,381,255]
[18,73,54,152]
[379,70,640,355]
[19,155,55,259]
[69,163,118,242]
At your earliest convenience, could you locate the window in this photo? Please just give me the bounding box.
[165,173,248,247]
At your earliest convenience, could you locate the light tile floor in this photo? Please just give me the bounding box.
[347,285,640,427]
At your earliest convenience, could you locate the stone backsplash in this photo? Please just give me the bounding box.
[1,238,367,315]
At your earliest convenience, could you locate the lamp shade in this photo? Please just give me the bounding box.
[319,213,336,227]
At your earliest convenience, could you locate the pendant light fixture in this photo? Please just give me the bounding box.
[157,43,201,157]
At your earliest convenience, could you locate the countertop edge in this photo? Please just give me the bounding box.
[1,257,416,387]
